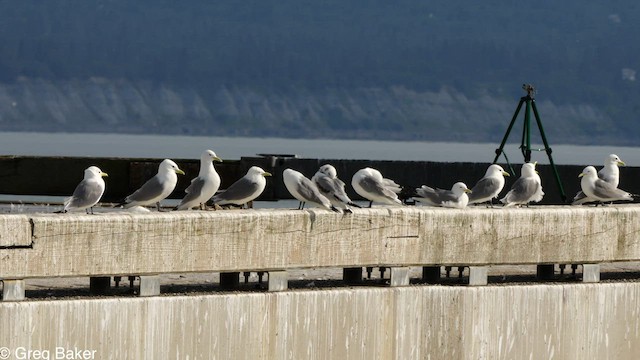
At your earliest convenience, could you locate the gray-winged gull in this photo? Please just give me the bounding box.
[213,166,272,208]
[119,159,185,211]
[176,150,222,210]
[283,168,339,212]
[351,167,402,207]
[500,162,544,207]
[415,182,472,209]
[578,166,633,203]
[573,154,625,205]
[312,164,361,213]
[468,164,510,206]
[60,166,108,214]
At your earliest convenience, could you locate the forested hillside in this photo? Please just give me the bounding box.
[0,1,638,144]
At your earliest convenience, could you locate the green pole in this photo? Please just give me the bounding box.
[523,97,532,162]
[493,98,525,167]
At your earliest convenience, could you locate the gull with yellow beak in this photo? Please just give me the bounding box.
[212,166,272,208]
[578,166,633,204]
[500,162,544,207]
[176,150,223,210]
[60,166,108,214]
[415,182,472,209]
[468,164,510,206]
[573,154,626,205]
[118,159,185,211]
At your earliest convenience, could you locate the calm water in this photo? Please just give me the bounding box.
[0,131,638,165]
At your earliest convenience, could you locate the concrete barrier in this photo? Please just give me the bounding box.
[0,283,638,359]
[1,206,640,281]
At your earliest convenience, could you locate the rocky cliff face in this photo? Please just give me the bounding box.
[0,77,616,144]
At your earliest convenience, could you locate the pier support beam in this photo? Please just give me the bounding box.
[582,264,600,283]
[268,271,288,292]
[422,266,440,284]
[343,267,363,284]
[220,272,240,290]
[89,276,111,295]
[2,279,25,301]
[139,275,160,296]
[537,264,555,280]
[389,267,410,287]
[468,266,488,286]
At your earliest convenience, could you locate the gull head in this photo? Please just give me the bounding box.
[579,166,598,179]
[452,182,472,196]
[203,149,223,163]
[607,154,625,167]
[160,159,185,175]
[318,164,338,178]
[85,166,108,179]
[487,164,509,177]
[521,162,537,177]
[248,166,272,177]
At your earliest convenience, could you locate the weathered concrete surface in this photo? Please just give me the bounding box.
[2,205,640,279]
[0,283,638,359]
[0,214,31,247]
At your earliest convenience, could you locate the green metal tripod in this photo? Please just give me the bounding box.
[493,85,567,202]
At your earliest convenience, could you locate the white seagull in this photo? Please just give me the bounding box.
[312,164,361,213]
[283,168,339,212]
[351,167,402,207]
[572,154,626,205]
[60,166,108,214]
[119,159,185,211]
[468,164,510,206]
[213,166,272,208]
[500,162,544,207]
[176,150,222,210]
[578,166,633,204]
[415,182,472,209]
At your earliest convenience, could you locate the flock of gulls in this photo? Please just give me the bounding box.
[59,150,634,214]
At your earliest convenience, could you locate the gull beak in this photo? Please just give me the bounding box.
[100,172,109,177]
[176,169,186,175]
[213,156,223,163]
[618,160,626,166]
[502,171,510,177]
[578,172,585,178]
[262,172,273,177]
[464,188,472,194]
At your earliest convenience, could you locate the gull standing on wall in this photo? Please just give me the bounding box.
[468,164,510,206]
[283,168,340,212]
[312,164,361,213]
[351,167,402,207]
[118,159,185,211]
[578,166,634,204]
[59,166,108,214]
[212,166,272,208]
[176,150,222,210]
[500,162,544,207]
[572,154,625,205]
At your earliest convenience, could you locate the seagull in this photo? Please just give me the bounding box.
[468,164,510,206]
[415,182,472,209]
[572,154,626,205]
[578,166,633,204]
[500,162,544,207]
[119,159,185,211]
[59,166,108,214]
[212,166,272,208]
[351,167,402,207]
[176,150,222,210]
[312,164,361,213]
[283,168,340,212]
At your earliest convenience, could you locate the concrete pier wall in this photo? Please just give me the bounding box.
[2,206,640,279]
[1,283,638,359]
